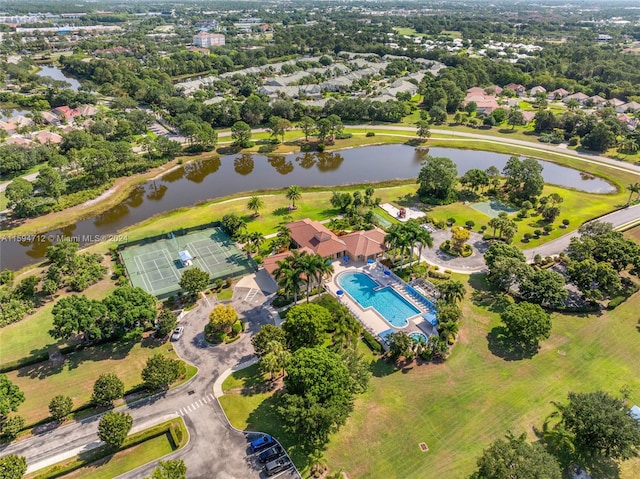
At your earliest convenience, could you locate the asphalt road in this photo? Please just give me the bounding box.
[0,287,299,479]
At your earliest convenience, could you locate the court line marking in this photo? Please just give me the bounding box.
[160,249,180,282]
[133,254,152,292]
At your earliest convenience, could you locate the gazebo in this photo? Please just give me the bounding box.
[178,250,193,267]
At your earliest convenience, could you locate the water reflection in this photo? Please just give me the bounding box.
[94,203,130,227]
[162,167,185,183]
[296,152,316,169]
[234,154,254,176]
[268,155,294,175]
[316,152,344,172]
[127,186,145,208]
[184,157,221,182]
[146,181,168,201]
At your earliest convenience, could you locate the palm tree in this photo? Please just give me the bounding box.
[438,280,466,304]
[273,256,303,303]
[384,226,402,263]
[413,225,433,262]
[438,320,459,343]
[566,98,580,111]
[542,409,576,454]
[311,254,334,297]
[299,252,320,302]
[244,231,265,255]
[247,196,264,217]
[626,183,640,206]
[286,185,302,209]
[262,340,291,380]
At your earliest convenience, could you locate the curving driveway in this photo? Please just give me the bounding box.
[0,287,298,479]
[420,204,640,273]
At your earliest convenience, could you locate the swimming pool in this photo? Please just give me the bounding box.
[337,272,420,328]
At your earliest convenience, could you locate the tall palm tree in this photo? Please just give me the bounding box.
[542,409,576,454]
[245,231,265,255]
[312,254,334,296]
[438,320,459,343]
[626,183,640,206]
[384,227,402,263]
[247,196,264,217]
[286,185,302,209]
[262,340,291,380]
[413,224,433,262]
[438,280,466,304]
[273,256,302,303]
[299,252,320,302]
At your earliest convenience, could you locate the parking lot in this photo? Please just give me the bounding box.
[245,434,300,479]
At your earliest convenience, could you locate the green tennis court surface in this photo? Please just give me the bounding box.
[120,227,255,298]
[471,200,518,218]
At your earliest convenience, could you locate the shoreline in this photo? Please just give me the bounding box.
[0,130,632,242]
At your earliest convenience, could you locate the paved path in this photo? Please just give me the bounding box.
[421,204,640,273]
[0,288,299,479]
[0,171,39,192]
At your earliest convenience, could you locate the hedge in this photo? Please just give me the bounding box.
[362,331,383,354]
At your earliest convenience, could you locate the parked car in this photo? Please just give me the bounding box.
[258,445,284,463]
[171,326,184,341]
[264,456,292,476]
[250,434,275,452]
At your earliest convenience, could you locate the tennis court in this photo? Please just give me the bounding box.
[120,227,255,298]
[471,200,518,218]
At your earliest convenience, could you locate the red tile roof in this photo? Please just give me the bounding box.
[341,228,386,258]
[287,219,346,258]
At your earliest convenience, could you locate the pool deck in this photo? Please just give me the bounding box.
[326,260,438,340]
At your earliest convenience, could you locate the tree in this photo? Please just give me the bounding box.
[285,185,302,209]
[91,373,125,407]
[273,255,303,303]
[252,324,287,357]
[438,280,466,304]
[502,156,544,203]
[247,195,264,217]
[49,395,73,421]
[50,295,107,342]
[35,165,65,202]
[141,354,185,391]
[155,309,178,338]
[460,169,489,192]
[416,119,430,141]
[450,226,470,253]
[279,347,355,448]
[626,182,640,206]
[230,121,252,148]
[472,432,562,479]
[417,156,458,204]
[298,116,316,141]
[519,269,567,308]
[98,412,133,449]
[387,331,414,361]
[0,374,25,437]
[206,304,238,336]
[507,106,525,129]
[5,178,33,209]
[557,391,640,459]
[566,259,621,300]
[146,460,187,479]
[268,116,292,143]
[484,242,526,269]
[178,268,209,297]
[220,213,247,239]
[581,122,615,152]
[102,286,157,339]
[566,98,580,110]
[282,303,330,351]
[261,340,291,380]
[0,455,27,479]
[316,117,331,144]
[46,239,79,271]
[500,302,552,349]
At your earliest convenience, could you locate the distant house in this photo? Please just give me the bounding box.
[32,130,63,145]
[597,34,613,43]
[530,86,546,96]
[41,111,60,125]
[521,111,536,124]
[75,104,98,117]
[562,92,589,105]
[505,83,526,96]
[588,95,606,106]
[608,98,625,108]
[548,88,570,100]
[616,101,640,114]
[466,86,486,96]
[192,32,225,48]
[7,115,33,128]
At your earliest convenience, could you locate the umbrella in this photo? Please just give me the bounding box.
[344,256,350,263]
[367,258,375,264]
[384,270,391,276]
[336,290,344,296]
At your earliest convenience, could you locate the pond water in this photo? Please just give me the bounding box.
[0,144,615,270]
[0,109,29,121]
[35,65,81,92]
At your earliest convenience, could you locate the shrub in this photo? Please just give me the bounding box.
[231,321,243,336]
[562,218,570,227]
[366,131,375,137]
[543,225,553,234]
[362,331,383,354]
[465,220,475,229]
[317,143,326,152]
[447,217,456,225]
[523,233,532,242]
[335,132,352,140]
[480,225,487,232]
[568,136,580,146]
[534,229,542,237]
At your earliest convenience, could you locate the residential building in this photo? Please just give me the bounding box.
[192,32,225,48]
[548,88,570,100]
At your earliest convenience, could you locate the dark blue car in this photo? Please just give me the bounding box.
[250,434,275,452]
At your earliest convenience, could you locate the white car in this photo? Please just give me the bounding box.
[171,326,184,341]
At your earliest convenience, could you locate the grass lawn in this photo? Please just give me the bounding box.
[0,278,118,369]
[220,276,640,478]
[392,27,426,37]
[0,191,7,210]
[7,337,182,425]
[61,434,174,479]
[217,288,234,301]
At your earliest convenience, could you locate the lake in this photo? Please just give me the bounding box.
[35,65,81,92]
[0,144,615,270]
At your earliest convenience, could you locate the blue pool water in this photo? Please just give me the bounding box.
[337,272,420,327]
[410,332,428,344]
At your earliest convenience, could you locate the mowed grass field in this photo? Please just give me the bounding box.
[220,277,640,478]
[7,338,181,425]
